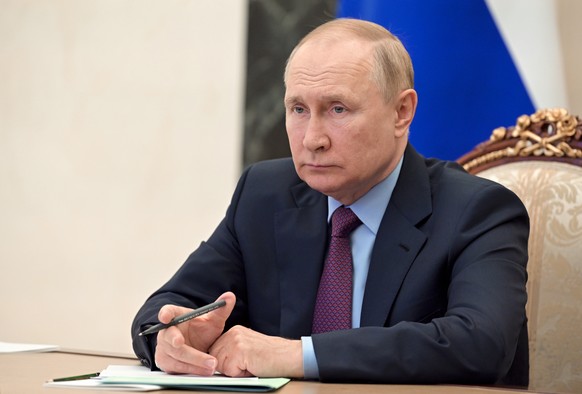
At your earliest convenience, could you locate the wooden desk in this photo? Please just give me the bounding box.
[0,351,543,394]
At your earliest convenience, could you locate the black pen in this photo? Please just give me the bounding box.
[138,299,227,336]
[52,372,100,382]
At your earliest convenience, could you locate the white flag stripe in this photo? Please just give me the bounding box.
[486,0,569,110]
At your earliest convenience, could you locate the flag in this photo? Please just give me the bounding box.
[337,0,568,160]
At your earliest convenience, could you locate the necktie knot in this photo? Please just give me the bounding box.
[331,206,361,238]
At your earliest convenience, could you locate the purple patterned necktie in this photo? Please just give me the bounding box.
[312,206,362,334]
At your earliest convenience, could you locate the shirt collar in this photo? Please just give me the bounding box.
[328,156,403,235]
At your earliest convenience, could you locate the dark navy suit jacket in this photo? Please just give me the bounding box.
[132,144,529,386]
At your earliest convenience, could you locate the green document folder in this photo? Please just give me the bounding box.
[99,365,290,392]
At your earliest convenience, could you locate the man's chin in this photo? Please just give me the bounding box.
[303,178,340,198]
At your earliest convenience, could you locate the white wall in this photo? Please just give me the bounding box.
[0,0,247,355]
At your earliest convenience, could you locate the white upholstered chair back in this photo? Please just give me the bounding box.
[457,109,582,393]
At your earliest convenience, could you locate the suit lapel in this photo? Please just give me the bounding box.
[361,145,432,327]
[275,182,327,338]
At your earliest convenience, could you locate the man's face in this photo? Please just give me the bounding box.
[284,38,407,205]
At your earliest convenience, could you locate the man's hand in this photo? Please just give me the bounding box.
[154,292,236,375]
[209,326,304,378]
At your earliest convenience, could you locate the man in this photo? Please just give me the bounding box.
[132,18,529,386]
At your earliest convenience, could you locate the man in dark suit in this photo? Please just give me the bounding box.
[132,18,529,386]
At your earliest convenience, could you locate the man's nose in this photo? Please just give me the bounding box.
[303,115,330,152]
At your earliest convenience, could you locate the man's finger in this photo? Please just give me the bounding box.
[206,292,236,323]
[158,304,192,324]
[156,334,218,375]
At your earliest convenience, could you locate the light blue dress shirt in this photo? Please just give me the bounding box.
[301,157,403,379]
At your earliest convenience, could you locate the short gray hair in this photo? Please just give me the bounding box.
[284,18,414,101]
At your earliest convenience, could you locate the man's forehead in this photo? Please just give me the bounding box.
[296,35,372,58]
[289,38,374,74]
[285,58,374,94]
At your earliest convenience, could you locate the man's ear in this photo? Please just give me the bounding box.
[394,89,418,137]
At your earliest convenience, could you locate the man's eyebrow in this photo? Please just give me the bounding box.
[284,94,348,107]
[320,94,347,103]
[284,96,301,107]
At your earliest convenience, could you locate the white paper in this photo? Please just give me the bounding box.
[43,379,161,391]
[0,341,59,353]
[44,365,163,391]
[100,364,258,379]
[46,364,288,392]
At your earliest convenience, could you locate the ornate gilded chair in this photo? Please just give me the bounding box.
[457,108,582,393]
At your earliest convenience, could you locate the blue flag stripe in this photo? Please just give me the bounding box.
[337,0,535,160]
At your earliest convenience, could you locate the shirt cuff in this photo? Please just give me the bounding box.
[301,336,320,380]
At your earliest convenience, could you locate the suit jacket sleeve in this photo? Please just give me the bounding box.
[131,165,254,368]
[131,158,318,369]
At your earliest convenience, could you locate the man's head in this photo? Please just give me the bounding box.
[284,18,418,205]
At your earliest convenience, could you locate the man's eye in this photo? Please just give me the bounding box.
[332,106,345,114]
[294,106,305,114]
